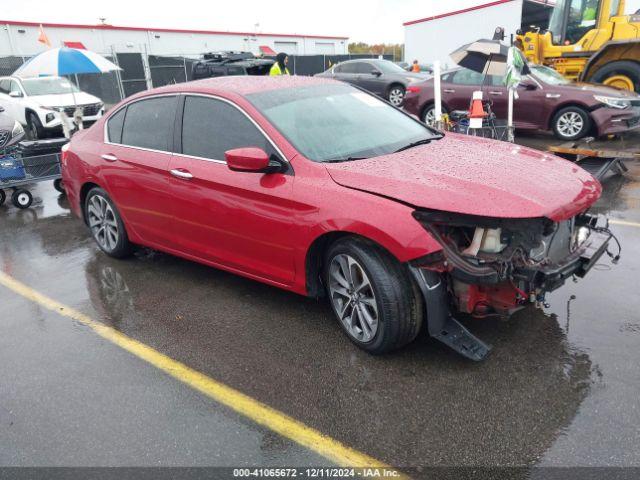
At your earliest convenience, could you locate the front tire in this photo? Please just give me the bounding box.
[552,106,591,140]
[387,85,406,107]
[27,112,44,140]
[324,237,423,354]
[0,189,5,206]
[84,187,133,258]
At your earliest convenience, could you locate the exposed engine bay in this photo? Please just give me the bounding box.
[412,209,621,318]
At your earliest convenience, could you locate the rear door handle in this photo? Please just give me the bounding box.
[489,91,503,95]
[443,89,455,93]
[170,168,193,180]
[101,154,118,162]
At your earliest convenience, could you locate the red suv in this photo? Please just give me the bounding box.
[62,76,614,360]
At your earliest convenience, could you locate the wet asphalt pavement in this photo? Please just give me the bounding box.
[0,132,639,473]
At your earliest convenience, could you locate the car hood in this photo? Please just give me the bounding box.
[324,133,601,222]
[33,92,101,108]
[553,81,640,99]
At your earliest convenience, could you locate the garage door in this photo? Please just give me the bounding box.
[274,42,299,55]
[315,42,336,55]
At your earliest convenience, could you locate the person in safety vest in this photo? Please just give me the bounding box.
[411,60,420,73]
[270,52,290,76]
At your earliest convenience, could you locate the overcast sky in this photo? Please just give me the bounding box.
[5,0,640,44]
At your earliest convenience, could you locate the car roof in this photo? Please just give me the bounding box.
[145,75,342,98]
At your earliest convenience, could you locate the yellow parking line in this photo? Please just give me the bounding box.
[610,219,640,229]
[0,270,398,472]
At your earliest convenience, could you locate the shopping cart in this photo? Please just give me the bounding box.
[0,152,63,209]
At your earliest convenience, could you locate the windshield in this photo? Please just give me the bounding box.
[548,0,599,44]
[530,65,572,85]
[374,61,409,74]
[21,77,80,96]
[247,84,438,162]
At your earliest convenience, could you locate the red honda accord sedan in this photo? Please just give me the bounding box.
[62,76,615,360]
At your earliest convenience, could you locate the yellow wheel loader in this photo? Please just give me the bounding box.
[518,0,640,91]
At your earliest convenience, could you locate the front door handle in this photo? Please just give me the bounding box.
[170,168,193,180]
[101,153,118,162]
[443,89,455,93]
[489,91,503,95]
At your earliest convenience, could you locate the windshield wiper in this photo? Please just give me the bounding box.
[324,156,368,163]
[394,138,433,153]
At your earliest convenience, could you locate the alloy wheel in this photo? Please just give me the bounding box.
[557,111,584,138]
[88,195,119,252]
[328,254,379,343]
[389,88,405,107]
[424,107,436,126]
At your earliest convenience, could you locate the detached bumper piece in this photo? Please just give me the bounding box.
[433,317,491,362]
[410,267,491,362]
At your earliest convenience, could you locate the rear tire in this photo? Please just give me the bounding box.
[11,189,33,209]
[552,106,591,140]
[324,237,423,354]
[27,112,44,140]
[590,61,640,92]
[421,103,448,126]
[84,187,133,258]
[0,189,5,206]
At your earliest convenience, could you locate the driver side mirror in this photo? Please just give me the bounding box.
[226,147,283,174]
[0,106,4,113]
[519,80,537,91]
[371,70,382,77]
[9,91,23,98]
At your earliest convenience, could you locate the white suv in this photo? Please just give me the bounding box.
[0,76,104,139]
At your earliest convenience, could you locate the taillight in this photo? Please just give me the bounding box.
[61,143,69,167]
[407,86,421,94]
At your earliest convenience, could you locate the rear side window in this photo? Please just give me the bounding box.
[121,96,176,151]
[340,63,358,74]
[107,108,126,144]
[0,79,9,94]
[355,63,374,74]
[181,96,270,161]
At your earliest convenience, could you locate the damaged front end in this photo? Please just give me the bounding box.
[408,209,620,361]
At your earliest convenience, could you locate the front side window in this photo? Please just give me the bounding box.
[21,77,79,96]
[121,96,176,151]
[373,61,408,74]
[181,96,270,161]
[0,79,10,94]
[530,65,571,85]
[247,83,438,162]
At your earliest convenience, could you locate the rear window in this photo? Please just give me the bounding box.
[121,96,176,151]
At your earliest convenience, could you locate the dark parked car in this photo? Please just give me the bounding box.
[191,51,274,80]
[61,76,613,360]
[316,59,426,106]
[403,64,640,140]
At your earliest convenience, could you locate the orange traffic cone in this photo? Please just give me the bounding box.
[469,91,487,129]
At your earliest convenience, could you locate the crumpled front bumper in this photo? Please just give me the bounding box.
[515,229,612,293]
[592,106,640,136]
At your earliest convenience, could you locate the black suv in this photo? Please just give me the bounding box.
[191,52,275,80]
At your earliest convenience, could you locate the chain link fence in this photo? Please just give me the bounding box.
[1,52,397,109]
